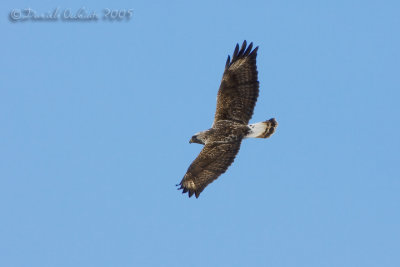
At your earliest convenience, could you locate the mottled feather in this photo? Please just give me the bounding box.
[178,141,242,198]
[213,40,259,126]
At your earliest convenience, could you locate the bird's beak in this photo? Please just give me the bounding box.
[189,136,196,144]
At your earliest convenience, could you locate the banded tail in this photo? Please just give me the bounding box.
[246,118,278,139]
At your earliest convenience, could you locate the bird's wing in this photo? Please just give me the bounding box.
[213,40,259,126]
[178,141,242,198]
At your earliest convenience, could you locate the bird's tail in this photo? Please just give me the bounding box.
[245,118,278,139]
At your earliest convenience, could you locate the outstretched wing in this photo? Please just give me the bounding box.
[213,40,259,126]
[178,141,242,198]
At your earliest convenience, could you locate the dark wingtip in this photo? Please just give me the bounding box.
[250,46,259,57]
[237,40,247,57]
[231,43,240,62]
[177,183,201,199]
[244,42,253,56]
[225,55,230,68]
[226,41,258,69]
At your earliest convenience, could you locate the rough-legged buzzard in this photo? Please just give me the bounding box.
[177,41,277,198]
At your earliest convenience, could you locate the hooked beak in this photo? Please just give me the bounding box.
[189,136,197,144]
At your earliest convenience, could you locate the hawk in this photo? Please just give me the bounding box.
[177,41,278,198]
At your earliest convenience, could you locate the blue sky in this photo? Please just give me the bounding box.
[1,0,399,266]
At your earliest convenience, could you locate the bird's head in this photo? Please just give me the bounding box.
[189,133,205,145]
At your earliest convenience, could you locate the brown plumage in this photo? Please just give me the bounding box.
[177,41,278,198]
[213,41,259,126]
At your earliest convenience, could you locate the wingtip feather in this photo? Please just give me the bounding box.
[244,42,253,56]
[225,55,230,68]
[238,40,247,57]
[250,46,259,57]
[226,41,258,68]
[231,43,240,62]
[177,180,203,199]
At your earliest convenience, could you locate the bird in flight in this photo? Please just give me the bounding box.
[177,41,277,198]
